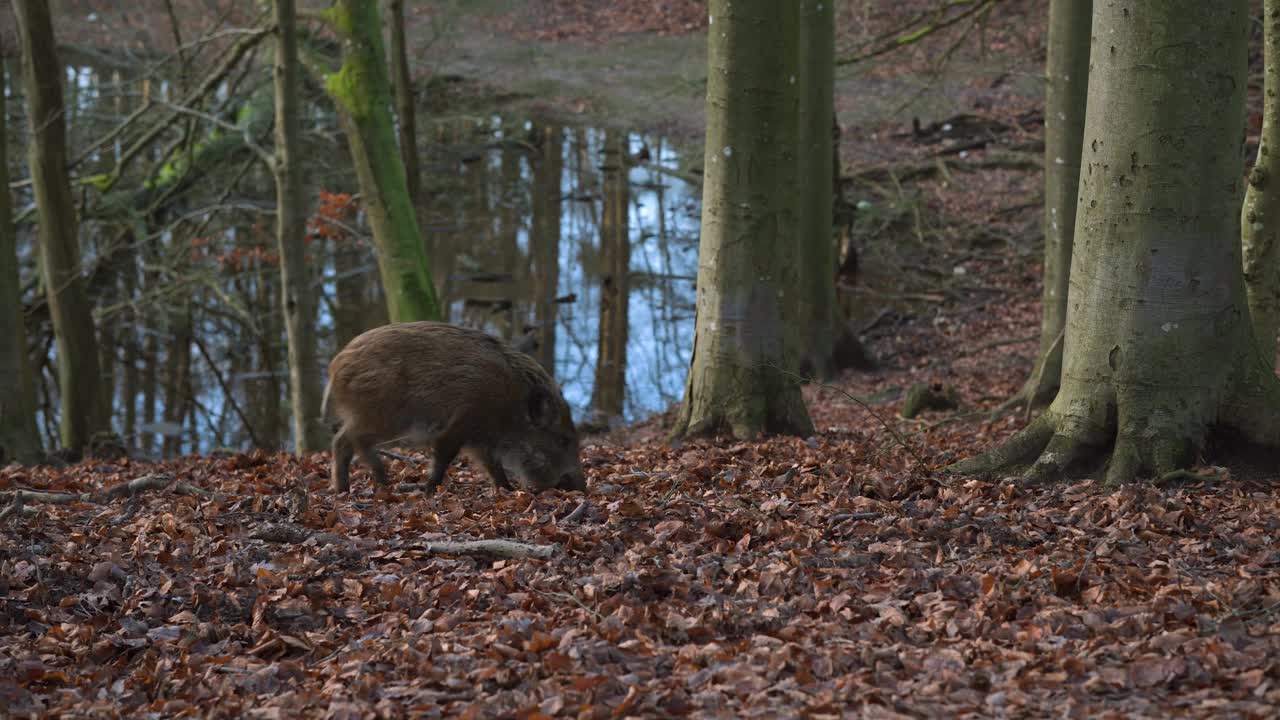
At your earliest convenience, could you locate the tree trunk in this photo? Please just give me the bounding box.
[498,139,523,342]
[387,0,421,211]
[1243,0,1280,368]
[13,0,109,454]
[0,58,42,464]
[273,0,326,452]
[591,130,630,421]
[256,271,284,451]
[798,0,875,380]
[333,237,366,349]
[141,331,158,455]
[324,0,441,322]
[671,0,814,440]
[162,304,192,457]
[1013,0,1093,406]
[530,124,563,376]
[954,0,1280,485]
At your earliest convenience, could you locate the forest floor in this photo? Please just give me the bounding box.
[4,1,1280,717]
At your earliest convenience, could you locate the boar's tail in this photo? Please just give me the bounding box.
[320,379,333,422]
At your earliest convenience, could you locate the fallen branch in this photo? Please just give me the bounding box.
[418,540,558,560]
[0,473,223,519]
[560,500,589,525]
[829,512,884,524]
[0,493,25,522]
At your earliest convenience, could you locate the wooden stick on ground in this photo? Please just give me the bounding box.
[0,473,224,522]
[419,540,558,560]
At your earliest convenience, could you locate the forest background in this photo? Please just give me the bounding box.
[1,0,1278,717]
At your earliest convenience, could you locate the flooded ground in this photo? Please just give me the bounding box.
[8,57,706,453]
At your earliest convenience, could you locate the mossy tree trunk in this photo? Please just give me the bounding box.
[1243,0,1280,368]
[671,0,814,440]
[13,0,109,454]
[1012,0,1092,406]
[323,0,440,322]
[797,0,874,380]
[273,0,327,452]
[0,58,42,463]
[591,130,630,421]
[954,0,1280,485]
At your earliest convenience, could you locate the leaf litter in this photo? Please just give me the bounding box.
[3,291,1278,717]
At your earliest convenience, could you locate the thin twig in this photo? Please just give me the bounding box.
[829,512,883,524]
[560,500,589,525]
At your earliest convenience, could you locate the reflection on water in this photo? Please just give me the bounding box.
[8,55,702,453]
[419,117,700,429]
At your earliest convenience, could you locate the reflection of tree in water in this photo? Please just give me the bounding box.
[8,45,702,453]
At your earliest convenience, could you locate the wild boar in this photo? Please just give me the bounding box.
[321,321,586,495]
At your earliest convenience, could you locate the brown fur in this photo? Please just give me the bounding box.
[323,322,585,494]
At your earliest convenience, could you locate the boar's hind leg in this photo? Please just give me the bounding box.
[352,438,389,486]
[474,449,515,492]
[425,435,464,494]
[331,428,355,492]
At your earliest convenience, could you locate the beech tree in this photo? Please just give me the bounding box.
[955,0,1280,484]
[671,0,813,439]
[0,58,42,463]
[13,0,109,453]
[1009,0,1092,406]
[273,0,326,452]
[797,0,875,379]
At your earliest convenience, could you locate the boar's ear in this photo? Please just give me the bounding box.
[528,385,555,427]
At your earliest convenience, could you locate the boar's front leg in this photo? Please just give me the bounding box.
[355,435,389,484]
[472,448,516,492]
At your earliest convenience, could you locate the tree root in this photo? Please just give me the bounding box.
[950,404,1218,487]
[988,330,1063,423]
[948,414,1053,476]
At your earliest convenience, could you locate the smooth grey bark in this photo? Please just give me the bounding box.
[671,0,814,439]
[1243,0,1280,369]
[1009,0,1093,407]
[13,0,110,453]
[0,59,43,463]
[273,0,326,452]
[954,0,1280,485]
[798,0,874,380]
